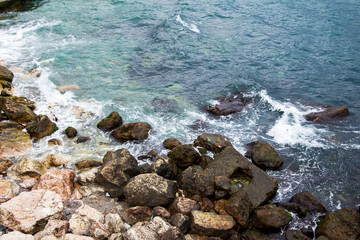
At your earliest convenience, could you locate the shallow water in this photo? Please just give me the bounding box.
[0,0,359,215]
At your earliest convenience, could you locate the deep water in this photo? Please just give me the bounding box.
[0,0,359,216]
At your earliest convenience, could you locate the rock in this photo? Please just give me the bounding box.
[214,176,231,193]
[4,96,36,110]
[76,136,90,143]
[48,138,62,146]
[190,119,211,131]
[214,199,228,216]
[111,122,152,142]
[147,156,178,179]
[153,206,171,220]
[75,159,103,170]
[252,204,292,231]
[225,189,252,229]
[0,190,63,233]
[105,213,126,233]
[184,234,209,240]
[137,149,158,161]
[64,234,95,240]
[65,127,77,138]
[161,227,185,240]
[170,213,190,233]
[199,197,214,212]
[276,202,307,218]
[305,106,349,122]
[32,169,75,202]
[0,231,35,240]
[69,205,104,236]
[123,173,177,207]
[245,141,283,170]
[241,230,270,240]
[26,115,58,139]
[7,158,47,180]
[190,210,236,236]
[316,208,360,240]
[95,149,139,197]
[97,112,123,132]
[90,222,110,240]
[20,178,38,189]
[146,216,175,238]
[170,197,200,215]
[34,220,69,240]
[316,237,329,240]
[81,193,130,216]
[204,92,251,116]
[123,224,159,240]
[168,144,202,168]
[0,122,32,158]
[0,65,13,82]
[108,233,124,240]
[289,192,327,214]
[42,153,72,168]
[0,96,35,124]
[0,157,13,172]
[0,179,20,203]
[121,206,153,225]
[78,168,98,184]
[285,230,311,240]
[56,84,80,94]
[163,138,182,150]
[194,133,232,153]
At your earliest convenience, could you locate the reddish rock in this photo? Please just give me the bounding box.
[153,206,171,220]
[122,206,153,225]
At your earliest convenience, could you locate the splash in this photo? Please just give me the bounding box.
[176,15,200,33]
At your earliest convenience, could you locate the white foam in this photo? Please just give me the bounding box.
[176,15,200,34]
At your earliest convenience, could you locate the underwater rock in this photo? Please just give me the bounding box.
[305,106,349,122]
[245,141,283,170]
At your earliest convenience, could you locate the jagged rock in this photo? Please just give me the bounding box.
[204,92,251,116]
[190,210,236,236]
[0,157,13,172]
[153,206,171,220]
[105,213,126,233]
[305,106,349,122]
[123,223,160,240]
[111,122,152,142]
[289,191,327,214]
[90,222,110,240]
[0,122,32,158]
[169,197,200,215]
[0,190,63,234]
[122,206,153,225]
[252,204,292,231]
[0,179,20,203]
[42,153,72,168]
[97,112,123,132]
[285,230,311,240]
[0,65,13,82]
[316,208,360,240]
[34,220,69,240]
[170,213,190,233]
[63,234,95,240]
[194,133,232,153]
[65,127,77,138]
[245,141,283,170]
[147,156,178,179]
[0,96,35,124]
[95,149,139,197]
[7,158,47,180]
[69,205,104,236]
[32,169,75,202]
[225,189,253,229]
[25,115,58,139]
[168,144,202,168]
[75,159,103,170]
[0,231,35,240]
[123,173,177,207]
[163,138,182,150]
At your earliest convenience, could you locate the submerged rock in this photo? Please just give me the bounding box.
[97,112,123,132]
[204,92,251,116]
[245,141,283,170]
[305,106,349,122]
[111,122,152,142]
[194,133,232,153]
[0,65,13,82]
[168,144,202,168]
[252,204,292,232]
[0,121,32,158]
[0,96,35,124]
[25,115,58,139]
[56,84,80,94]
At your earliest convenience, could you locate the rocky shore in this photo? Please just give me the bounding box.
[0,64,359,240]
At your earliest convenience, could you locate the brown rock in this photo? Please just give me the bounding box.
[168,144,202,168]
[0,122,32,158]
[214,199,228,215]
[48,138,62,146]
[7,158,47,180]
[25,115,58,139]
[0,65,14,82]
[0,157,13,172]
[0,179,20,203]
[289,191,327,214]
[245,141,283,170]
[200,197,214,212]
[97,112,123,132]
[90,222,110,240]
[285,230,311,240]
[65,127,77,138]
[170,197,200,215]
[0,96,35,124]
[194,133,232,153]
[42,153,72,168]
[241,230,270,240]
[305,106,349,122]
[75,159,103,170]
[34,220,69,240]
[204,92,251,116]
[276,202,307,218]
[147,156,179,179]
[76,136,90,143]
[153,206,171,220]
[170,213,190,233]
[111,122,152,142]
[122,206,153,225]
[163,137,182,150]
[225,189,252,229]
[252,204,292,231]
[4,96,36,110]
[104,213,126,233]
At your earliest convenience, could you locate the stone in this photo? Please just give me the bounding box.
[316,208,360,240]
[123,173,177,207]
[0,122,31,157]
[97,112,123,132]
[69,205,104,236]
[65,127,77,138]
[0,231,35,240]
[190,210,236,236]
[75,159,103,170]
[32,169,75,202]
[276,202,307,218]
[170,213,190,233]
[168,144,202,168]
[121,206,153,225]
[214,199,228,215]
[184,234,209,240]
[63,234,95,240]
[48,138,62,146]
[245,141,283,170]
[56,84,80,93]
[123,224,159,240]
[252,204,292,231]
[90,222,110,240]
[105,213,126,233]
[137,149,158,161]
[153,206,171,220]
[0,190,63,234]
[76,136,90,143]
[111,122,152,142]
[241,230,270,240]
[0,157,13,172]
[108,233,124,240]
[147,156,178,179]
[0,96,35,124]
[163,138,182,150]
[20,178,38,189]
[78,168,98,184]
[225,189,252,229]
[0,179,20,203]
[26,115,58,139]
[7,158,47,180]
[170,197,200,215]
[199,197,214,212]
[42,153,72,168]
[204,92,251,116]
[194,133,232,153]
[81,193,130,216]
[161,227,185,240]
[0,65,13,82]
[285,230,311,240]
[4,96,36,110]
[289,192,327,214]
[146,216,174,238]
[95,148,139,197]
[34,220,69,239]
[305,106,349,122]
[214,176,232,192]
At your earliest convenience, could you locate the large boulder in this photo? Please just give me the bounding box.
[95,149,139,197]
[7,158,47,180]
[305,106,349,122]
[111,122,151,142]
[289,191,327,214]
[316,208,360,240]
[204,92,251,116]
[97,112,123,132]
[168,144,202,168]
[252,204,292,232]
[0,65,13,82]
[0,96,35,124]
[0,121,32,158]
[194,133,233,153]
[123,173,177,207]
[25,115,58,139]
[0,190,63,234]
[245,141,283,170]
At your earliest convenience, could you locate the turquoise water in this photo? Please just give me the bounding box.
[0,0,359,212]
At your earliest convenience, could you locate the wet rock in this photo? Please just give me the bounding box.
[0,231,35,240]
[194,133,232,153]
[189,119,211,131]
[7,158,47,180]
[42,153,72,168]
[305,106,349,122]
[153,206,171,220]
[168,144,202,168]
[121,206,153,225]
[124,173,177,207]
[252,204,292,232]
[170,197,200,215]
[245,141,283,170]
[0,190,63,234]
[147,156,178,179]
[95,149,139,197]
[123,224,159,240]
[316,208,360,240]
[76,136,90,143]
[48,138,62,146]
[111,122,152,142]
[204,92,251,116]
[105,213,126,233]
[0,122,32,158]
[90,222,110,240]
[56,84,80,94]
[289,191,327,214]
[0,179,20,203]
[225,189,252,229]
[0,65,13,82]
[34,220,69,240]
[285,230,311,240]
[0,96,35,124]
[64,234,95,240]
[32,169,75,202]
[97,112,123,132]
[75,159,103,170]
[163,138,182,150]
[26,115,58,139]
[0,157,13,172]
[69,205,104,236]
[190,210,236,236]
[241,230,270,240]
[170,213,190,233]
[65,127,77,138]
[276,202,307,218]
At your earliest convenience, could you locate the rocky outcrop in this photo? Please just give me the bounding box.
[245,141,283,170]
[122,206,153,225]
[25,115,58,139]
[252,204,292,232]
[65,127,77,138]
[305,106,349,122]
[0,190,63,234]
[0,121,32,157]
[97,112,123,132]
[0,65,13,82]
[123,173,177,207]
[111,122,151,142]
[289,191,327,214]
[194,133,232,153]
[7,158,47,180]
[0,96,35,124]
[168,144,202,168]
[204,92,251,116]
[95,149,139,197]
[163,137,182,150]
